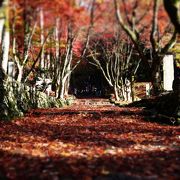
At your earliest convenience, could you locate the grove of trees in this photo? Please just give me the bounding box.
[0,0,179,119]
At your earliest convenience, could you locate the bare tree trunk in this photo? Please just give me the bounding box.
[0,66,6,120]
[64,63,71,97]
[114,84,120,101]
[56,23,73,99]
[0,0,9,119]
[17,64,23,83]
[55,18,60,61]
[114,0,177,95]
[1,0,10,74]
[0,19,5,43]
[2,31,9,73]
[58,78,66,99]
[151,58,162,94]
[40,8,45,71]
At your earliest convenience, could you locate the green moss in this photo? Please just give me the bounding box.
[0,80,70,121]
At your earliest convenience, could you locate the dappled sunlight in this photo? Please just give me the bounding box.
[0,145,179,179]
[0,99,179,179]
[0,0,179,178]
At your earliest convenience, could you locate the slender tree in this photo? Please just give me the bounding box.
[40,7,45,71]
[0,0,9,118]
[1,0,10,74]
[114,0,177,94]
[52,0,96,99]
[88,32,139,101]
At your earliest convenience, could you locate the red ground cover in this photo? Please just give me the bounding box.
[0,99,179,179]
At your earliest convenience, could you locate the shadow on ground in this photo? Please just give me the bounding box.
[0,101,179,179]
[0,148,179,179]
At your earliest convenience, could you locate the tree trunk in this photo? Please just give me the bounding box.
[130,76,135,102]
[17,65,23,83]
[151,57,162,95]
[58,78,66,99]
[40,8,45,71]
[2,30,10,73]
[114,84,120,101]
[152,71,162,95]
[64,75,70,97]
[1,0,10,74]
[55,18,60,61]
[0,0,9,119]
[0,67,7,119]
[0,19,5,43]
[0,68,5,104]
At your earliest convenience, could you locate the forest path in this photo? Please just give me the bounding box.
[0,98,179,179]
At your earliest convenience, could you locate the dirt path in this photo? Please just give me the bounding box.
[0,99,179,179]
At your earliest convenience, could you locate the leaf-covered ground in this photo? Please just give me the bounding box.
[0,99,179,179]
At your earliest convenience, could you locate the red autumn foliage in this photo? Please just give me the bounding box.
[0,99,179,179]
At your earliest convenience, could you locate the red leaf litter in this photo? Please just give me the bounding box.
[0,99,179,179]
